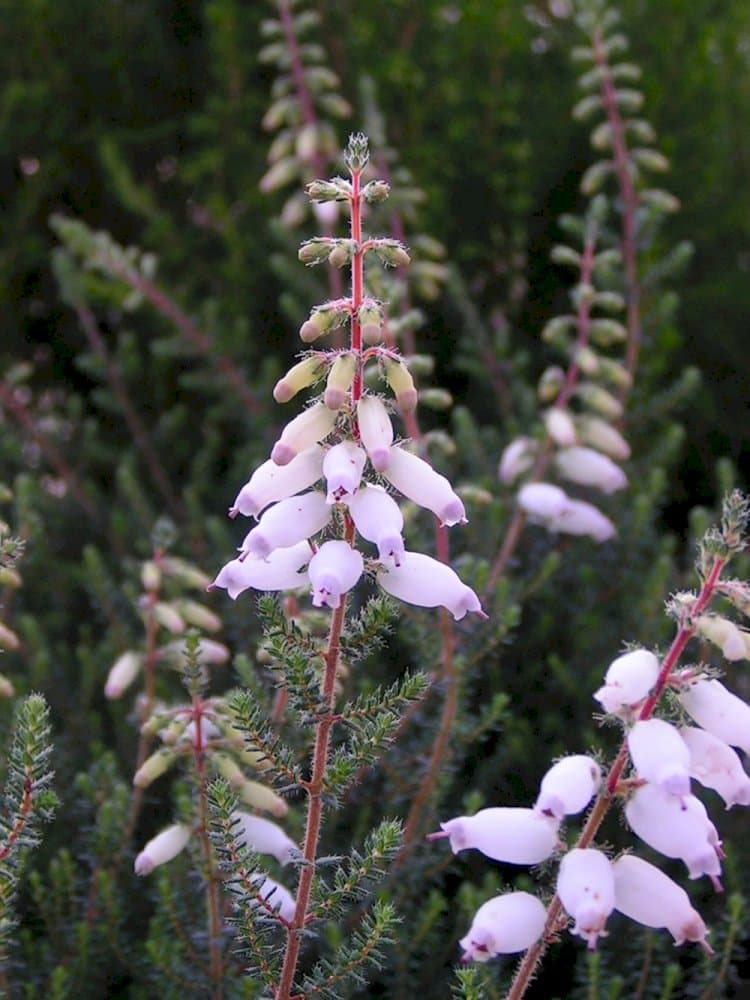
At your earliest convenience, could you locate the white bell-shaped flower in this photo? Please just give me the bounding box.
[679,726,750,809]
[555,446,627,494]
[557,849,615,949]
[230,445,324,518]
[535,755,601,820]
[104,651,142,699]
[575,416,631,461]
[498,436,537,484]
[544,407,577,446]
[627,719,691,800]
[376,551,485,621]
[255,875,296,922]
[308,540,363,609]
[613,854,713,952]
[594,648,659,716]
[459,892,547,962]
[134,823,192,876]
[431,807,559,864]
[548,498,616,542]
[212,542,311,600]
[679,678,750,755]
[270,402,337,466]
[517,482,569,522]
[624,783,723,889]
[240,491,331,560]
[322,441,367,503]
[382,446,467,526]
[346,484,404,565]
[357,395,394,472]
[695,614,748,661]
[233,812,298,865]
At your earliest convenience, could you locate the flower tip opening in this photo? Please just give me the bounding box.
[134,853,154,876]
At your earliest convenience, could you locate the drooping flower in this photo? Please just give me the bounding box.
[211,542,312,600]
[612,854,713,952]
[594,648,659,717]
[679,678,750,755]
[517,482,569,522]
[357,395,394,472]
[694,614,749,661]
[255,876,296,922]
[547,498,616,542]
[627,719,691,801]
[556,848,615,949]
[322,441,366,503]
[431,806,559,864]
[239,491,331,559]
[307,540,363,609]
[459,892,547,962]
[555,446,627,494]
[498,436,537,484]
[382,446,467,526]
[233,812,298,865]
[575,416,631,461]
[230,445,325,518]
[104,651,142,699]
[544,407,577,446]
[535,755,601,820]
[346,484,404,565]
[270,402,337,466]
[134,823,192,875]
[680,725,750,809]
[376,551,485,621]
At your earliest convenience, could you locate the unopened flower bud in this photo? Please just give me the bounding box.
[347,484,404,565]
[141,560,161,591]
[628,719,691,800]
[594,648,659,716]
[377,551,485,621]
[273,356,326,404]
[382,356,418,411]
[555,447,627,494]
[255,876,296,921]
[575,416,631,460]
[324,353,357,410]
[323,441,366,503]
[271,402,337,466]
[357,395,394,471]
[575,383,624,419]
[104,651,143,699]
[259,156,298,194]
[459,892,547,962]
[230,445,324,519]
[717,580,750,617]
[557,849,615,949]
[695,614,748,661]
[308,540,363,609]
[299,302,350,343]
[133,749,177,788]
[298,239,334,266]
[517,482,569,522]
[213,757,288,816]
[0,566,21,588]
[0,673,14,698]
[362,179,390,203]
[0,623,20,651]
[499,437,538,484]
[433,807,558,864]
[174,600,222,633]
[613,854,713,952]
[358,300,384,345]
[680,725,750,809]
[159,556,211,590]
[625,784,723,889]
[544,407,577,446]
[233,812,298,865]
[211,541,311,600]
[327,239,357,268]
[538,366,566,402]
[134,823,192,876]
[535,755,601,819]
[240,492,330,560]
[306,177,352,202]
[548,498,616,542]
[372,238,410,268]
[382,446,466,526]
[679,678,750,755]
[152,602,185,635]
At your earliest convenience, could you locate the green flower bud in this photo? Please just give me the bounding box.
[575,382,624,419]
[299,302,350,343]
[358,300,384,345]
[328,239,357,268]
[141,560,161,592]
[273,355,327,403]
[298,239,333,266]
[133,749,178,788]
[372,239,411,268]
[306,177,352,202]
[324,353,357,410]
[152,602,186,635]
[419,388,453,411]
[538,366,566,402]
[383,356,418,412]
[174,599,223,633]
[362,180,390,204]
[159,557,211,590]
[0,566,21,588]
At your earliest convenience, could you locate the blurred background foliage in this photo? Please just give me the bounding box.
[0,0,749,997]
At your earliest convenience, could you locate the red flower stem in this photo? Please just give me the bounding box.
[592,28,641,395]
[505,555,727,1000]
[350,171,363,405]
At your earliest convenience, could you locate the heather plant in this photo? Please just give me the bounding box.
[0,1,749,999]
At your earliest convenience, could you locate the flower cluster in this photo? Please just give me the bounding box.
[212,134,484,625]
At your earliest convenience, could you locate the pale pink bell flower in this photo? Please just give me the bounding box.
[240,491,330,559]
[376,551,485,621]
[548,498,616,542]
[556,848,615,949]
[307,540,363,609]
[357,395,394,472]
[233,812,298,865]
[230,445,324,518]
[680,725,750,809]
[517,482,569,522]
[135,823,192,876]
[679,678,750,755]
[535,755,601,820]
[322,441,367,503]
[555,446,627,494]
[459,892,547,962]
[627,719,691,801]
[270,402,337,466]
[498,436,538,484]
[429,806,559,864]
[594,648,660,717]
[382,446,467,526]
[211,541,311,599]
[346,484,405,565]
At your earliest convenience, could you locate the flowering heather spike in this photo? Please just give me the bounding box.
[679,678,750,755]
[435,807,558,864]
[627,719,691,800]
[613,855,713,952]
[382,447,466,526]
[557,849,615,949]
[535,755,601,819]
[555,446,627,494]
[377,551,484,621]
[271,402,337,466]
[517,482,569,522]
[594,648,659,716]
[134,823,192,876]
[104,651,142,699]
[624,784,723,888]
[680,726,750,809]
[347,485,405,566]
[240,491,330,560]
[233,812,298,865]
[308,540,363,609]
[459,892,547,962]
[230,445,324,518]
[548,498,616,542]
[322,441,366,503]
[498,436,538,484]
[212,542,311,600]
[357,396,394,471]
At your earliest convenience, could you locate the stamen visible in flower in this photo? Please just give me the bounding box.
[322,441,366,503]
[308,540,363,609]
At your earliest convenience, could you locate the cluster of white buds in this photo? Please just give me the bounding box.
[212,135,485,625]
